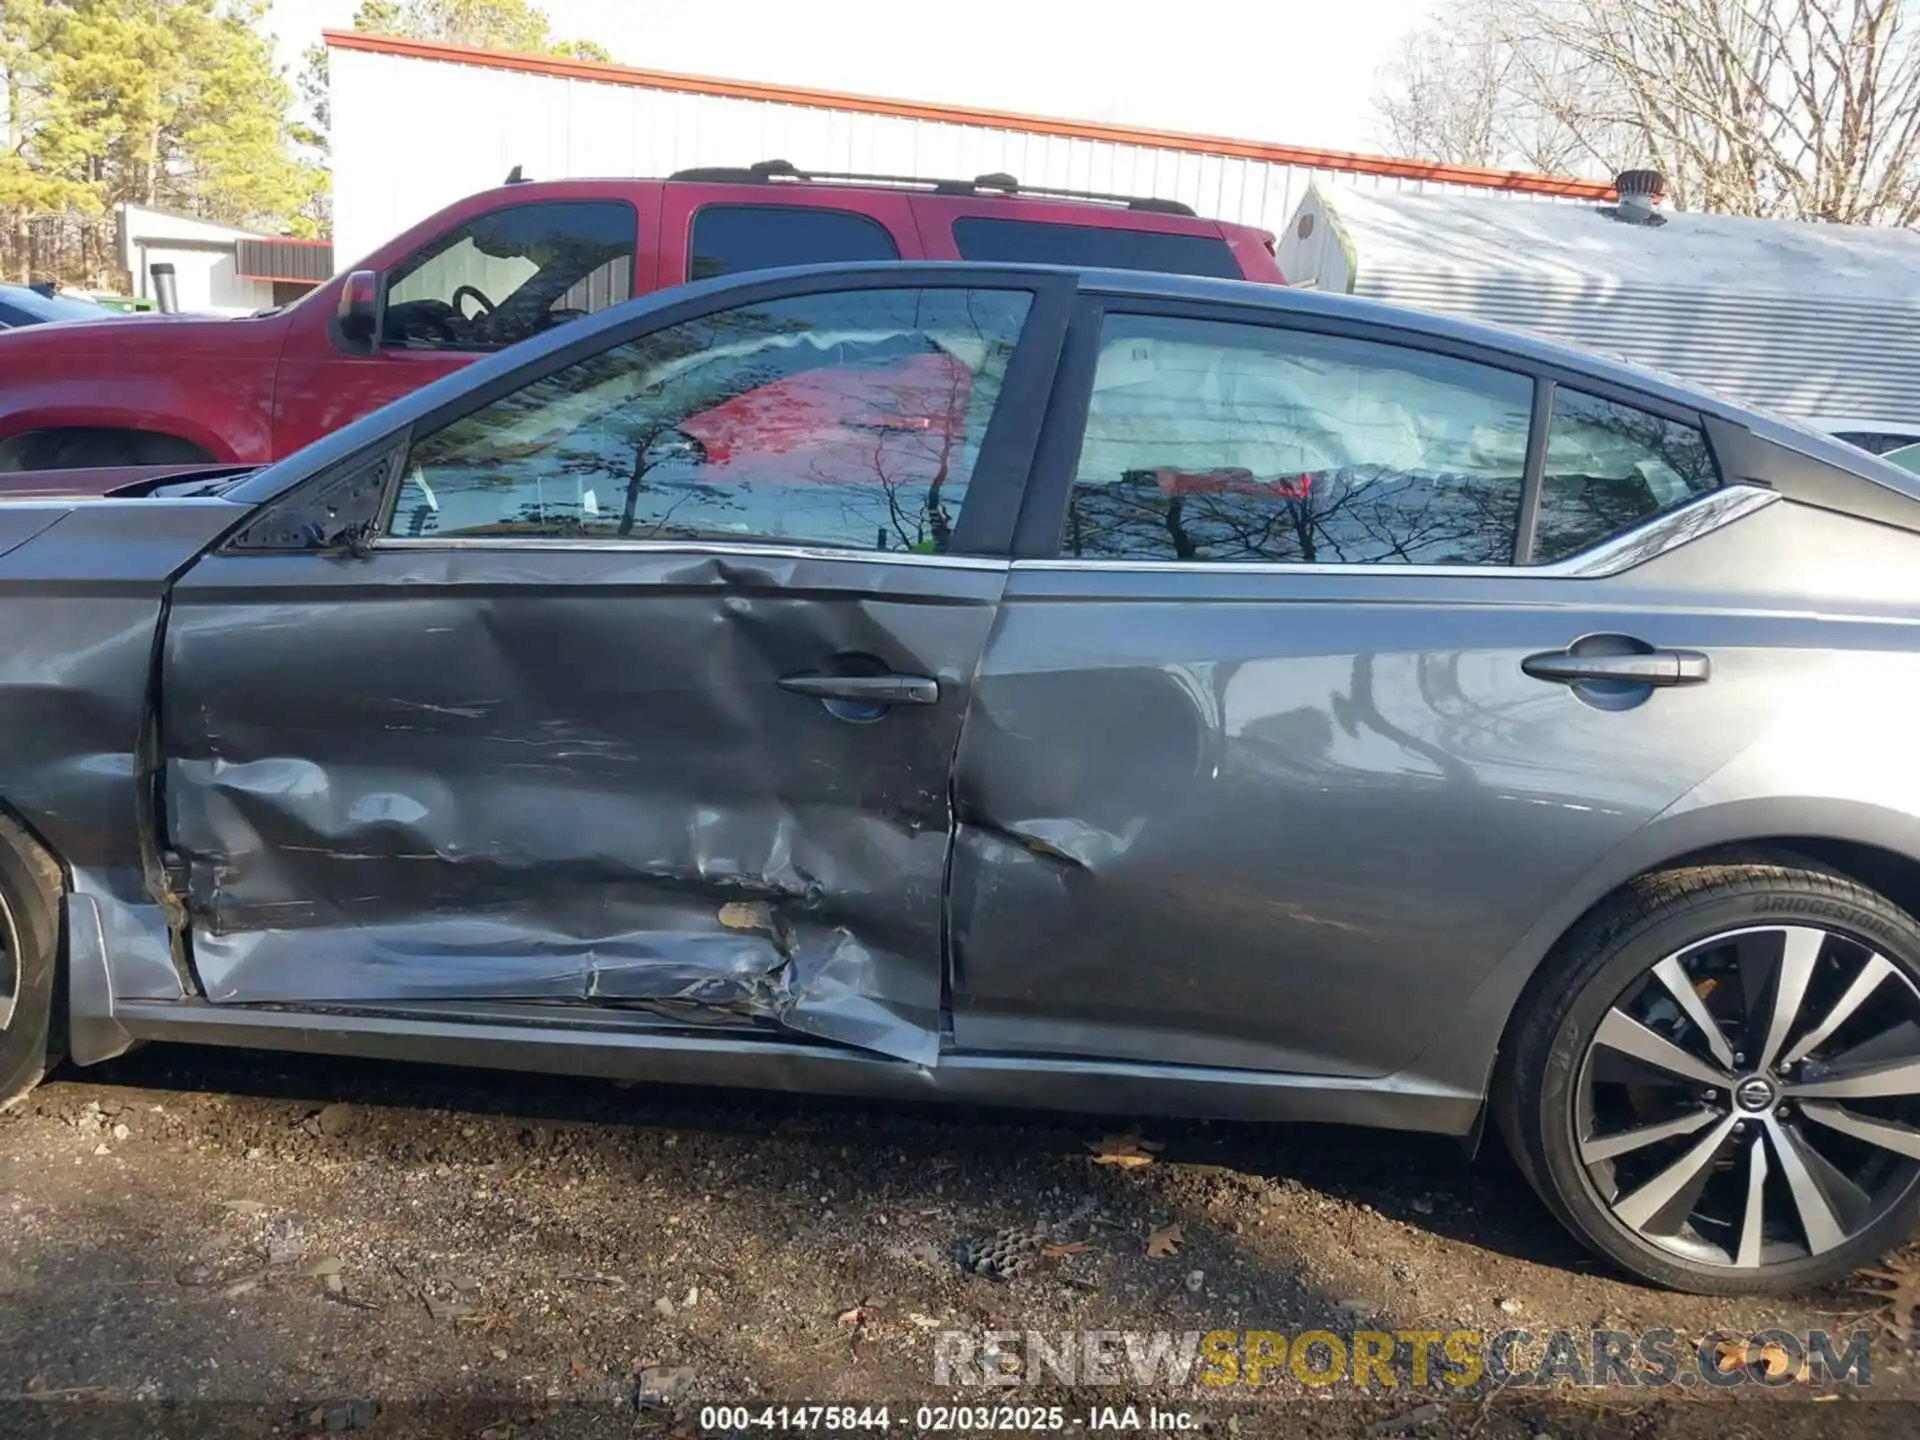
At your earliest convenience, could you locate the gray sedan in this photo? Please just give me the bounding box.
[3,261,1920,1296]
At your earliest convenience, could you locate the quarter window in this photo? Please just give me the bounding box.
[391,286,1031,553]
[1533,390,1719,563]
[1061,315,1533,564]
[689,205,900,281]
[382,202,635,351]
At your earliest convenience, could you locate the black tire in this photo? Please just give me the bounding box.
[1497,854,1920,1294]
[0,816,63,1112]
[1,428,213,473]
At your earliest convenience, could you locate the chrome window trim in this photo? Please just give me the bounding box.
[368,535,1011,571]
[1012,483,1778,580]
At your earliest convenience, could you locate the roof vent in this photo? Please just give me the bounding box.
[1607,169,1666,225]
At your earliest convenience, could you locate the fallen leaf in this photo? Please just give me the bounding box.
[906,1313,942,1330]
[718,901,772,931]
[1859,1257,1920,1352]
[1146,1223,1184,1259]
[1708,1337,1805,1381]
[1086,1130,1164,1167]
[1040,1242,1091,1258]
[1711,1338,1747,1373]
[1757,1341,1801,1381]
[569,1356,596,1381]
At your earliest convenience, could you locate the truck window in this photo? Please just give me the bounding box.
[382,201,636,352]
[688,205,899,281]
[952,217,1240,279]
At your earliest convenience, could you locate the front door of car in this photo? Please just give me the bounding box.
[272,197,649,456]
[948,298,1794,1078]
[162,271,1069,1066]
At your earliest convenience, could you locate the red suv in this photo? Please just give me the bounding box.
[0,161,1281,471]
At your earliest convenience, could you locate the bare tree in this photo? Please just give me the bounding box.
[1374,3,1625,173]
[1376,0,1920,224]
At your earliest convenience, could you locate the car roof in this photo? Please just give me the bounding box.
[498,170,1258,234]
[225,259,1917,507]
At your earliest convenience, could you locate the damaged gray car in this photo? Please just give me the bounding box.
[6,261,1920,1296]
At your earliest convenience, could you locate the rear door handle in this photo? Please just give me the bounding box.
[1522,647,1711,687]
[777,673,940,706]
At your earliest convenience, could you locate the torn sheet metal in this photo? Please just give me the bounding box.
[162,544,1007,1069]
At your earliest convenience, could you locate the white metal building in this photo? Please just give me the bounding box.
[323,30,1611,273]
[1280,184,1920,445]
[116,205,274,314]
[115,204,334,314]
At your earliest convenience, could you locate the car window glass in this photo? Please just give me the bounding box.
[1533,390,1719,564]
[689,205,900,281]
[382,202,635,351]
[1833,430,1920,456]
[953,218,1240,279]
[1062,314,1532,564]
[391,286,1031,551]
[0,286,104,323]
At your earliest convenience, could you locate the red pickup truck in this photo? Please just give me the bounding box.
[0,162,1281,471]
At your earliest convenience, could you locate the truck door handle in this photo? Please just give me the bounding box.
[1522,646,1711,687]
[777,673,940,707]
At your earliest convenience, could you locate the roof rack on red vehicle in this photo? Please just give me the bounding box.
[665,158,1198,215]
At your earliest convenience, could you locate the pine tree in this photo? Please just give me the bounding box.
[2,0,325,283]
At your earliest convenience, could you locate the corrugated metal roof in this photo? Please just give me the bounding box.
[1319,184,1920,301]
[1359,271,1920,424]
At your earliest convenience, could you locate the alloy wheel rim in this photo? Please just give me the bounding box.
[1575,923,1920,1269]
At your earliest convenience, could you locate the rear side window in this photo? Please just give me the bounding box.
[689,205,900,281]
[1060,314,1533,564]
[953,218,1240,279]
[1533,390,1719,564]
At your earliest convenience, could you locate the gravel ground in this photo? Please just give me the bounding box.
[2,1043,1917,1439]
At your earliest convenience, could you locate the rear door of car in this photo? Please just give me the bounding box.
[162,267,1072,1067]
[947,289,1794,1078]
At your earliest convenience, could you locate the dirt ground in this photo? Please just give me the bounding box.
[2,1043,1918,1440]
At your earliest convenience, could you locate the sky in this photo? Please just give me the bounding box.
[265,0,1438,156]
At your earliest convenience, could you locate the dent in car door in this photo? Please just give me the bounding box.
[161,275,1067,1066]
[948,304,1790,1078]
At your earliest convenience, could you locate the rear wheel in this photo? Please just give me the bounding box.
[0,818,62,1111]
[1500,857,1920,1293]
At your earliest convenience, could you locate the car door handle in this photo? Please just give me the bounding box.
[1522,648,1711,687]
[777,673,940,706]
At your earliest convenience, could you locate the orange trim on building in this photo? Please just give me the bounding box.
[321,30,1617,202]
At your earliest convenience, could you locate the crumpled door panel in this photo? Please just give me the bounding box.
[163,548,1005,1068]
